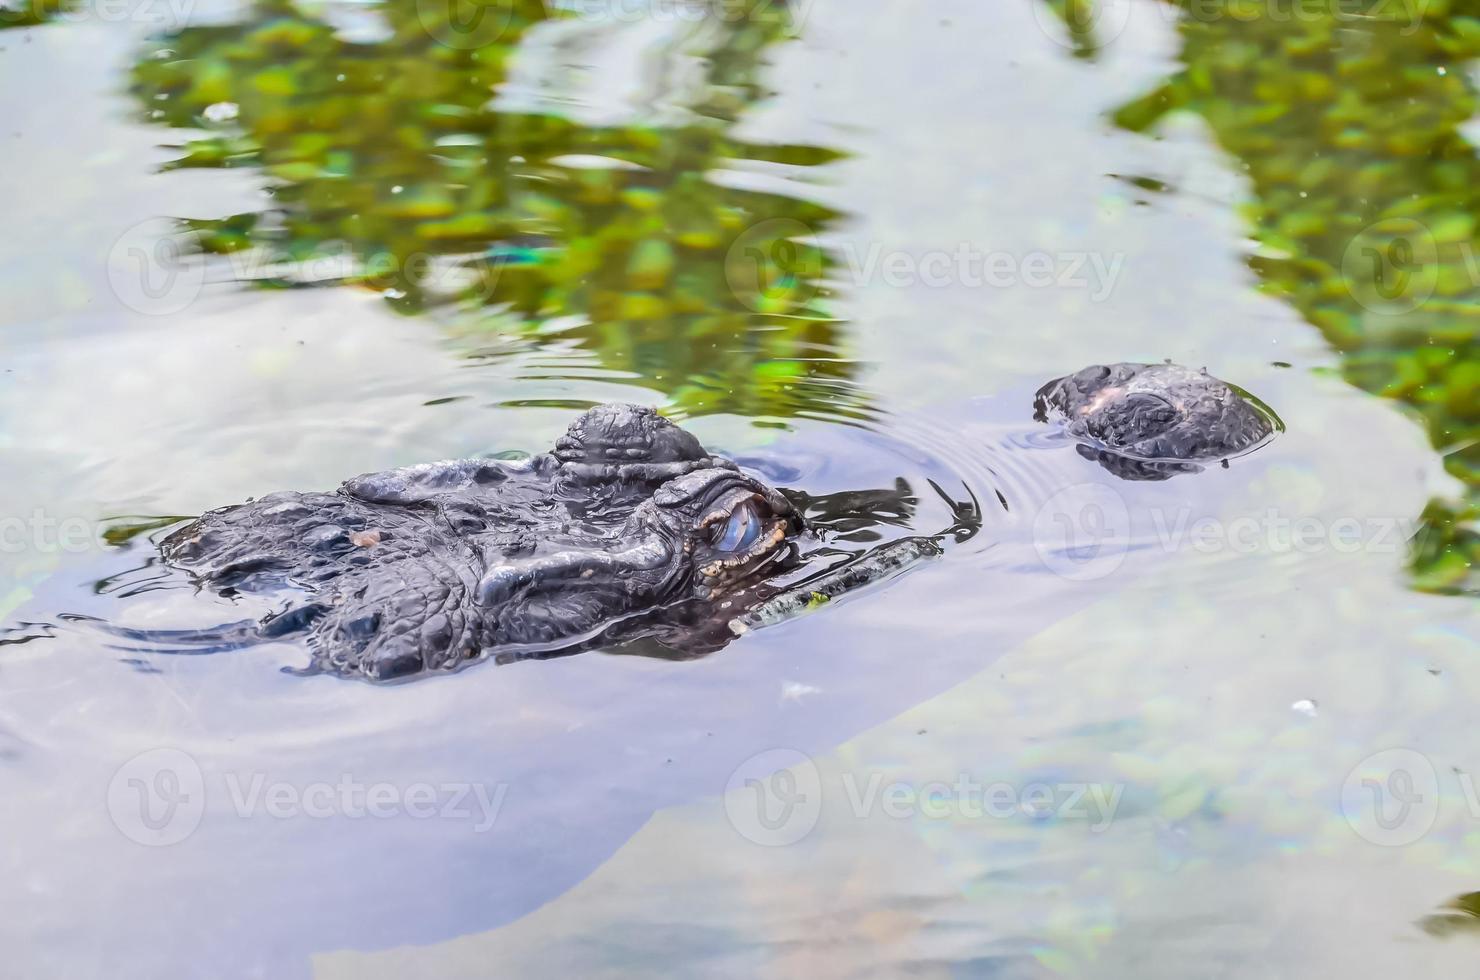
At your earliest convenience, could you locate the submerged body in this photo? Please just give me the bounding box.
[1033,362,1279,480]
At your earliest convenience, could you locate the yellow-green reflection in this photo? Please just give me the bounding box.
[127,0,865,422]
[0,0,65,28]
[1050,0,1478,594]
[1421,891,1480,936]
[1038,0,1105,60]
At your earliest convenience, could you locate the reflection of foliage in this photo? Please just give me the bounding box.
[1421,891,1480,936]
[1037,0,1106,60]
[1089,0,1478,594]
[129,0,862,421]
[0,0,67,28]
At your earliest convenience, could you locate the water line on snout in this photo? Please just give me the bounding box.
[711,405,1027,635]
[727,535,945,635]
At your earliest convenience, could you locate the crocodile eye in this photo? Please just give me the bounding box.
[710,499,764,552]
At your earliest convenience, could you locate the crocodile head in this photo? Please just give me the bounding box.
[163,405,806,680]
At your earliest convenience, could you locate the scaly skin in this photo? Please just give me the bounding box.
[1033,363,1279,480]
[163,405,799,680]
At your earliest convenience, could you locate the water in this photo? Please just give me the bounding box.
[1,1,1478,977]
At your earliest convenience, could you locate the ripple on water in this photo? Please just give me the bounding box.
[0,384,1302,744]
[0,398,1069,741]
[0,393,1309,773]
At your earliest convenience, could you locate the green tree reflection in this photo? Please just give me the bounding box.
[129,0,866,422]
[0,0,65,28]
[1046,0,1478,594]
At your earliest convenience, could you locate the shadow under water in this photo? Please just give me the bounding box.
[126,0,865,422]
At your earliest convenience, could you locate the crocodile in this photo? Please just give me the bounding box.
[159,364,1277,680]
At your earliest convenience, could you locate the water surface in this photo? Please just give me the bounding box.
[1,1,1477,977]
